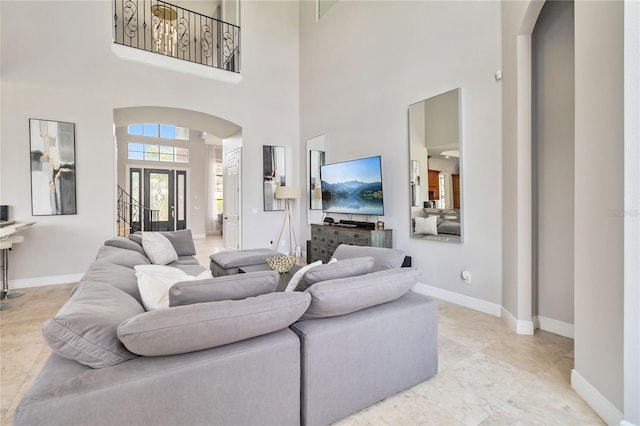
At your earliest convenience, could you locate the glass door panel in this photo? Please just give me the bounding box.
[144,169,174,231]
[176,170,187,230]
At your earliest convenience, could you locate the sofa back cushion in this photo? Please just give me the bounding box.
[130,229,196,256]
[332,244,405,272]
[104,236,147,256]
[169,270,279,307]
[159,229,197,256]
[42,282,143,368]
[118,292,311,356]
[81,261,142,304]
[293,257,374,292]
[301,268,420,319]
[95,245,151,269]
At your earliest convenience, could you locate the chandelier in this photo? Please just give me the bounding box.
[151,5,178,56]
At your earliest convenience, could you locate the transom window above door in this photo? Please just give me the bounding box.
[128,123,189,140]
[128,143,189,163]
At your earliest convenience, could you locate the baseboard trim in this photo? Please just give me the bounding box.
[11,273,84,289]
[192,233,207,239]
[501,306,535,335]
[534,315,575,339]
[412,282,502,317]
[571,369,624,425]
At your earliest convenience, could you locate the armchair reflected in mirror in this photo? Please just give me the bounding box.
[409,88,463,242]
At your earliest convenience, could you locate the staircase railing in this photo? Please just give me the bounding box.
[117,185,159,236]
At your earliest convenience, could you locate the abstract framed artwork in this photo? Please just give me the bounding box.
[263,145,286,211]
[29,118,77,215]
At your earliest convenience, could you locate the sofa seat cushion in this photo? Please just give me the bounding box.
[95,245,150,269]
[332,244,405,272]
[42,282,144,368]
[118,292,311,356]
[81,261,142,304]
[134,265,213,311]
[169,270,279,307]
[301,268,420,319]
[294,257,374,292]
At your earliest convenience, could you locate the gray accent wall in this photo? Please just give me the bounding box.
[574,0,624,414]
[532,0,575,326]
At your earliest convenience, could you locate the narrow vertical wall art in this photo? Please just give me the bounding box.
[29,119,77,215]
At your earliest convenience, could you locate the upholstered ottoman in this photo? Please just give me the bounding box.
[209,249,280,277]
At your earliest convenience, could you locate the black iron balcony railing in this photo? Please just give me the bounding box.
[113,0,240,72]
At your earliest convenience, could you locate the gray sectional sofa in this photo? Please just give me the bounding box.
[15,231,438,426]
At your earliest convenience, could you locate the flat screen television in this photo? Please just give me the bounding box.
[321,155,384,216]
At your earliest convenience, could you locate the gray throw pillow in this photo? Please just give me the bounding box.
[169,270,279,306]
[332,244,405,272]
[42,282,144,368]
[294,257,374,292]
[118,292,311,356]
[301,268,421,319]
[104,236,146,255]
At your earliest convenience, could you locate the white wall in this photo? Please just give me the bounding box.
[0,0,300,285]
[299,1,503,304]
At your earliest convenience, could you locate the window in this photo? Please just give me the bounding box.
[128,123,189,140]
[128,143,189,163]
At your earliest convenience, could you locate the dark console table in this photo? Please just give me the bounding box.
[309,224,393,264]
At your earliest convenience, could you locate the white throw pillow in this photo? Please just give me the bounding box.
[285,260,322,292]
[141,232,178,265]
[415,216,438,235]
[134,265,212,311]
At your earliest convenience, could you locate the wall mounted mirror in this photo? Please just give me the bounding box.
[306,135,327,224]
[409,88,463,242]
[263,145,286,211]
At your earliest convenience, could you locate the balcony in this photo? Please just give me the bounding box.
[113,0,240,73]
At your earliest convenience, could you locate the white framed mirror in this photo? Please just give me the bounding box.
[409,88,463,242]
[306,134,327,224]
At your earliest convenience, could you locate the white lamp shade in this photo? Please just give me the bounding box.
[275,186,301,200]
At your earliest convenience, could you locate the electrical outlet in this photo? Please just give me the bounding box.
[461,271,471,284]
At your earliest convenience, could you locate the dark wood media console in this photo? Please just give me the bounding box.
[309,224,393,264]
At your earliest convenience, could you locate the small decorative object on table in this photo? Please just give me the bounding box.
[266,255,296,273]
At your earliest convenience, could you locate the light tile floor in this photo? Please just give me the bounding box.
[1,236,604,425]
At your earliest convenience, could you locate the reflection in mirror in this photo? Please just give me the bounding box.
[263,145,286,211]
[409,88,462,242]
[306,135,327,224]
[310,150,325,210]
[411,160,421,207]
